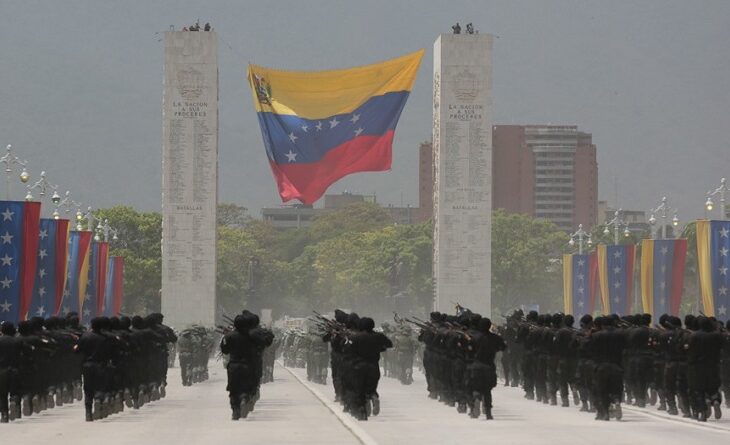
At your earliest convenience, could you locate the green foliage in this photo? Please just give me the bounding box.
[94,206,162,314]
[491,210,569,313]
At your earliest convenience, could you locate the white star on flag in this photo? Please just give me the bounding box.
[0,300,11,312]
[578,287,584,294]
[577,300,584,308]
[38,287,46,297]
[719,266,728,276]
[39,229,48,240]
[285,150,297,162]
[0,277,12,288]
[329,117,339,128]
[39,268,46,278]
[63,306,70,314]
[614,281,621,289]
[83,308,91,317]
[38,249,47,259]
[301,124,308,133]
[718,286,728,296]
[660,297,666,306]
[1,232,13,244]
[718,247,729,257]
[719,306,728,316]
[84,293,91,301]
[661,247,669,255]
[0,254,12,266]
[1,209,14,221]
[36,306,45,316]
[719,227,730,238]
[577,274,585,281]
[63,288,70,298]
[614,251,622,259]
[288,132,298,143]
[614,297,620,304]
[613,266,621,274]
[660,265,666,273]
[659,282,666,290]
[350,114,360,124]
[315,121,323,131]
[577,259,585,267]
[354,127,364,137]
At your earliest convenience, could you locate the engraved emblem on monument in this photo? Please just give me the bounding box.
[176,67,204,100]
[452,68,479,102]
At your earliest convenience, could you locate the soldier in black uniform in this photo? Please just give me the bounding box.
[348,317,392,420]
[220,312,273,420]
[686,316,724,421]
[75,317,111,421]
[0,322,23,423]
[467,317,506,419]
[587,316,627,421]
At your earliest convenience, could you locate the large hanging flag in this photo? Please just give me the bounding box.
[563,253,598,315]
[104,256,124,317]
[247,50,424,204]
[696,220,730,319]
[640,239,687,319]
[94,242,109,316]
[29,218,70,318]
[0,201,41,323]
[62,230,92,316]
[597,244,636,315]
[80,241,104,324]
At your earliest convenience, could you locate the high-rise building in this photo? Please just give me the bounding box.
[418,124,598,231]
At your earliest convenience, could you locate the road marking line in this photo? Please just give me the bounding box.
[279,363,379,445]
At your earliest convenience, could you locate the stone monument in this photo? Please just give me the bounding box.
[433,33,493,316]
[161,31,218,327]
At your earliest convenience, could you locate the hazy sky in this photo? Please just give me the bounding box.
[1,0,728,222]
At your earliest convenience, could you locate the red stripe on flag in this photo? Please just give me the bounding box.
[19,202,41,320]
[95,242,108,316]
[112,257,124,316]
[53,219,70,316]
[670,239,687,316]
[270,131,394,204]
[625,245,636,315]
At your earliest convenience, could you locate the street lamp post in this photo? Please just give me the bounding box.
[0,144,30,199]
[569,224,592,255]
[648,196,679,239]
[603,209,631,245]
[25,170,58,203]
[96,219,118,242]
[705,178,728,220]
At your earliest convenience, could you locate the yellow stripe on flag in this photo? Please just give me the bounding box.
[696,220,715,316]
[247,50,424,119]
[563,254,573,314]
[597,245,610,314]
[640,239,654,315]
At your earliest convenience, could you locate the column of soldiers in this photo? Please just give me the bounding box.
[219,310,274,420]
[280,326,330,384]
[316,310,393,421]
[0,312,178,423]
[281,329,307,368]
[177,326,217,386]
[501,310,730,423]
[381,318,417,385]
[415,310,506,420]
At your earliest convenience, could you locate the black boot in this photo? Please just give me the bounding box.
[1,411,8,423]
[231,407,240,420]
[85,407,93,422]
[485,407,493,420]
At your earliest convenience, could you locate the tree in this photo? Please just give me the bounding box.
[217,203,250,228]
[94,206,162,314]
[491,210,569,313]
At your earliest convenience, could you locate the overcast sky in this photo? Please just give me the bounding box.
[1,0,728,221]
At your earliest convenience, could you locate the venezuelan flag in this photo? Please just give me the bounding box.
[597,244,636,315]
[63,230,91,316]
[563,253,598,315]
[247,50,424,204]
[696,220,730,319]
[640,239,687,319]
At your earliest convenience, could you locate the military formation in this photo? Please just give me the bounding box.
[281,326,330,384]
[218,310,274,420]
[415,310,506,420]
[499,310,730,422]
[381,318,417,385]
[176,326,217,386]
[316,310,393,421]
[0,312,177,423]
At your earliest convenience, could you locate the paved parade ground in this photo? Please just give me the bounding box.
[2,361,729,445]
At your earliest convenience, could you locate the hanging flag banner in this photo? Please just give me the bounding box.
[29,219,59,318]
[563,252,598,315]
[641,238,687,319]
[597,244,636,315]
[0,201,41,323]
[62,230,92,316]
[247,50,424,204]
[95,241,109,316]
[52,219,70,316]
[696,220,730,319]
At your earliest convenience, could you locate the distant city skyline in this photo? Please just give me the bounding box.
[1,1,728,223]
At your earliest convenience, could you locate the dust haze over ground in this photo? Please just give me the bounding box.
[1,1,729,219]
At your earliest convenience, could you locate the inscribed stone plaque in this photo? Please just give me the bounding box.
[161,31,218,327]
